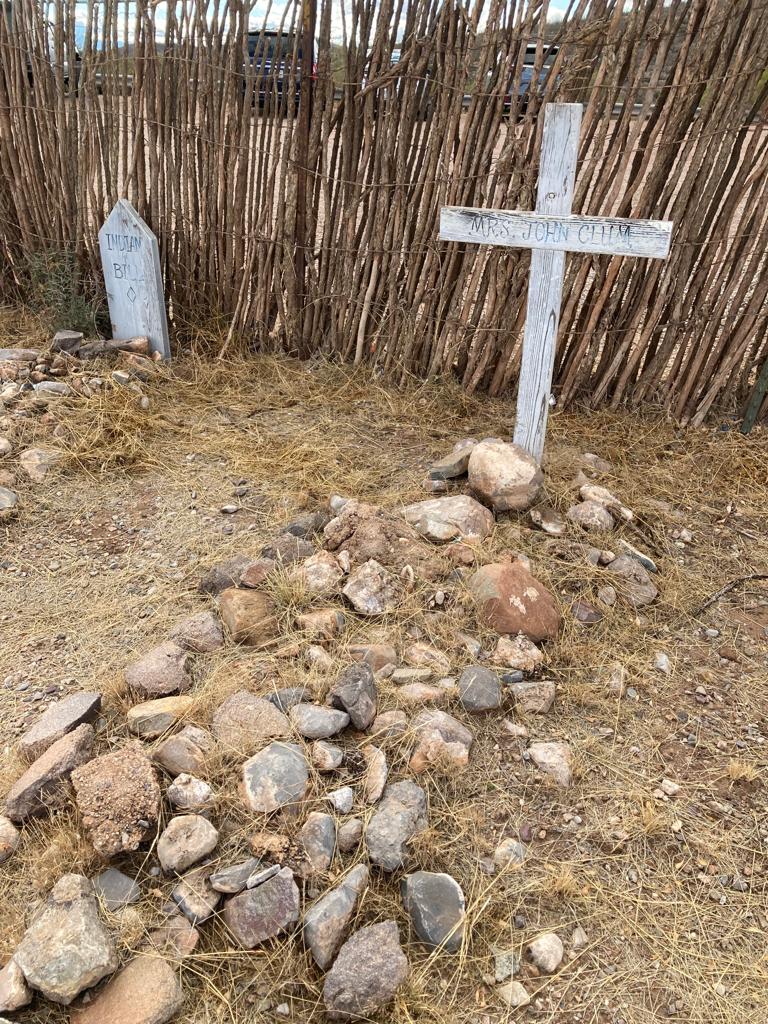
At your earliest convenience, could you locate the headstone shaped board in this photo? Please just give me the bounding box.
[98,199,170,360]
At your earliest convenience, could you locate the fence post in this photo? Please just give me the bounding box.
[294,0,316,356]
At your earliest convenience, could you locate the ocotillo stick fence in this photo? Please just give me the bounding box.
[0,0,767,425]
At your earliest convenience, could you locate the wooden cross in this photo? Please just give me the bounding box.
[440,102,673,463]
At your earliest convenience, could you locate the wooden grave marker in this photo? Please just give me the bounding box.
[440,102,673,462]
[98,199,170,360]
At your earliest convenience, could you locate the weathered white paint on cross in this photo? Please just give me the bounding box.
[439,102,673,462]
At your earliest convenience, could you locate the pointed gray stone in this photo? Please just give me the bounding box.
[18,691,102,761]
[209,858,263,894]
[327,663,378,730]
[304,864,369,969]
[366,780,428,871]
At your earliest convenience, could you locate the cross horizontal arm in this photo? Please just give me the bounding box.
[440,207,673,259]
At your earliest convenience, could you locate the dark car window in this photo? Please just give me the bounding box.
[247,33,301,61]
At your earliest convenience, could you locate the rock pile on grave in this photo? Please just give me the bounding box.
[0,434,659,1020]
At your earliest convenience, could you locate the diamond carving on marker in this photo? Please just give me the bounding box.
[127,286,137,303]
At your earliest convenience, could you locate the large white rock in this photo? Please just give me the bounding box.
[400,495,494,543]
[468,438,543,512]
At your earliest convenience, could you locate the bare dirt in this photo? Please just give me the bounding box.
[1,347,767,1024]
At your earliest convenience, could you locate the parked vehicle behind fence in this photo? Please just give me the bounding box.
[244,29,315,115]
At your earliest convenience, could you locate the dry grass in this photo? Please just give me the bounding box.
[1,339,768,1023]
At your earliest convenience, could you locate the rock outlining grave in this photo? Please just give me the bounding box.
[169,610,224,653]
[289,704,350,740]
[367,780,428,871]
[457,666,502,712]
[92,868,141,911]
[18,691,102,761]
[126,695,193,739]
[219,589,279,646]
[98,199,170,359]
[242,742,309,813]
[323,920,409,1020]
[70,956,182,1024]
[154,725,213,777]
[71,742,160,856]
[4,724,95,822]
[401,871,465,952]
[327,663,378,730]
[401,494,494,543]
[0,959,31,1013]
[468,561,561,641]
[14,874,117,1005]
[298,812,336,875]
[157,814,218,873]
[467,439,543,511]
[212,691,290,753]
[223,866,300,948]
[409,709,474,773]
[124,642,191,698]
[303,864,369,969]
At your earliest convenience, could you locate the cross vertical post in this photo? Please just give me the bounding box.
[513,103,582,462]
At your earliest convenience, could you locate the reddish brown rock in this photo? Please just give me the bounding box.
[4,724,95,822]
[468,561,561,641]
[70,956,183,1024]
[219,588,279,646]
[295,608,346,639]
[72,742,160,857]
[349,643,397,673]
[239,558,278,588]
[223,866,300,948]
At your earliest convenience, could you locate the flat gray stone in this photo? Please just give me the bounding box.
[428,439,477,480]
[20,690,101,759]
[267,686,312,713]
[366,780,428,872]
[337,818,363,853]
[457,666,502,713]
[290,704,349,740]
[126,695,194,739]
[171,866,221,924]
[242,742,309,814]
[304,864,369,969]
[401,871,465,952]
[210,858,263,894]
[92,868,140,911]
[401,494,494,543]
[223,866,300,949]
[198,554,252,595]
